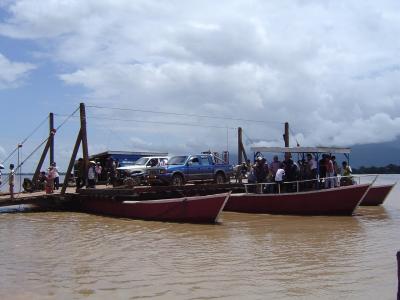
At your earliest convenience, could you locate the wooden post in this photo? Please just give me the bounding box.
[80,103,89,187]
[240,140,248,163]
[284,122,289,147]
[397,251,400,300]
[61,130,82,194]
[238,127,243,164]
[237,127,249,165]
[49,112,54,165]
[32,131,55,189]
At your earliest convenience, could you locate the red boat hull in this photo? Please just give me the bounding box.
[79,193,229,223]
[360,184,394,206]
[224,184,370,215]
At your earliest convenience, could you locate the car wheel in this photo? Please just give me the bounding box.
[215,173,225,184]
[172,174,184,186]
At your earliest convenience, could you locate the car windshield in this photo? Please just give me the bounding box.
[118,161,136,167]
[134,157,149,165]
[167,156,188,165]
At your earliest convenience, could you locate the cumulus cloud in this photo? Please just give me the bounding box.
[1,0,400,152]
[0,53,35,89]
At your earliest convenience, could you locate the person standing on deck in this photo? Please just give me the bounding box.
[95,162,102,183]
[9,164,15,199]
[331,156,340,187]
[75,158,84,189]
[46,166,55,194]
[306,153,318,189]
[87,161,96,188]
[319,154,327,187]
[283,153,296,191]
[340,161,353,186]
[275,163,285,193]
[51,162,60,190]
[254,157,268,183]
[269,155,281,178]
[325,155,335,188]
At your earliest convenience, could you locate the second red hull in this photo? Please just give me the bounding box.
[224,184,370,216]
[360,184,394,206]
[79,193,229,223]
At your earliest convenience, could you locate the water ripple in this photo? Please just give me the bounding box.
[1,176,400,299]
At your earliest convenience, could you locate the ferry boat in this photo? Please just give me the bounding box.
[224,146,373,215]
[360,183,395,206]
[225,184,369,215]
[78,192,229,223]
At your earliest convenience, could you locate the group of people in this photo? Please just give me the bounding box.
[237,152,353,193]
[75,158,104,189]
[37,162,60,194]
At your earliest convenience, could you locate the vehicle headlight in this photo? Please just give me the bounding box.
[160,169,166,174]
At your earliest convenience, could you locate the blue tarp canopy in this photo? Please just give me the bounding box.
[89,151,168,163]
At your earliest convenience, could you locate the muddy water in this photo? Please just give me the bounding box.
[0,175,399,299]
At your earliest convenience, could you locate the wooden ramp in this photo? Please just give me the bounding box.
[0,183,244,209]
[0,187,77,208]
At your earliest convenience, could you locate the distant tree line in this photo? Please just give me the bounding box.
[353,164,400,174]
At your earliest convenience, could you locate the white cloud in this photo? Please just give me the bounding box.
[0,53,35,89]
[1,0,400,150]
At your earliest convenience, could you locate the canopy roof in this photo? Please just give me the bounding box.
[250,146,351,154]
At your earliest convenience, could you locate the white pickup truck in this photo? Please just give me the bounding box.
[117,156,168,185]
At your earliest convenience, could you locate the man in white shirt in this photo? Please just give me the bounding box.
[9,164,15,199]
[275,164,285,193]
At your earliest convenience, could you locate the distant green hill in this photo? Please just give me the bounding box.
[353,164,400,174]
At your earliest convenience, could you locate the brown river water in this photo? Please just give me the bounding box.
[0,175,399,299]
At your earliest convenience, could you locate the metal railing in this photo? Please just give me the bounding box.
[243,174,379,194]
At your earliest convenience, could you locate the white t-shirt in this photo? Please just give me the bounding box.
[308,158,317,170]
[9,170,15,185]
[88,167,96,180]
[95,165,102,175]
[275,168,285,182]
[53,166,59,178]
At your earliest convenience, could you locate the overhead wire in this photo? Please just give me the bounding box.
[86,104,283,125]
[54,113,237,130]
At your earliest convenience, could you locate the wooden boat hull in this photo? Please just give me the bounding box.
[79,193,229,223]
[224,184,370,216]
[360,184,394,206]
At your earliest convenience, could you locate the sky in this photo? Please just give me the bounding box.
[0,0,400,172]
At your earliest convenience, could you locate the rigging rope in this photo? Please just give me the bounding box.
[1,115,49,165]
[0,107,79,190]
[55,106,80,131]
[289,127,300,147]
[243,131,256,145]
